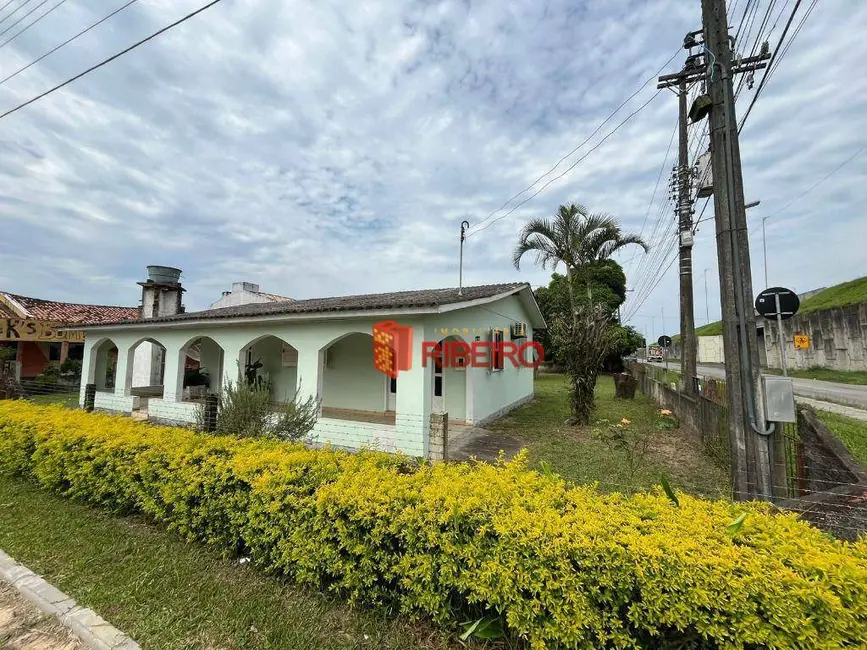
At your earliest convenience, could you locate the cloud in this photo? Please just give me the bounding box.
[0,0,863,336]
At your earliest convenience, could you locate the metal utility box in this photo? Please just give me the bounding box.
[762,375,796,423]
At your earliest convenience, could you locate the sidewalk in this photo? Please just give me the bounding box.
[796,397,867,422]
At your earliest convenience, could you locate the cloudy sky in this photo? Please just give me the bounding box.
[0,0,864,340]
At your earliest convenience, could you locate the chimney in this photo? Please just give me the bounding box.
[139,266,185,319]
[232,281,260,293]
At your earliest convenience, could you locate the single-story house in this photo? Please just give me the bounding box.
[0,291,139,379]
[76,275,545,457]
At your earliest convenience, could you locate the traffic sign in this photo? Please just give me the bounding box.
[755,287,799,320]
[794,334,810,350]
[658,335,673,348]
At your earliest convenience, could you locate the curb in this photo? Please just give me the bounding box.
[0,548,140,650]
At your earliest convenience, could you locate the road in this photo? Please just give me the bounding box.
[643,361,867,409]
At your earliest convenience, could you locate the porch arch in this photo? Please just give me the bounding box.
[433,334,469,423]
[238,334,299,403]
[88,337,118,391]
[179,335,225,401]
[125,337,167,398]
[320,332,390,420]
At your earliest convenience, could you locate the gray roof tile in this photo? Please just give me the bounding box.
[85,283,528,327]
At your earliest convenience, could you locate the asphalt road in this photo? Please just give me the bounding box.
[643,360,867,409]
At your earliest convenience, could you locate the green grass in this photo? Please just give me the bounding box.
[764,367,867,386]
[695,321,723,337]
[814,410,867,467]
[800,276,867,314]
[28,392,80,408]
[488,373,730,499]
[0,477,455,650]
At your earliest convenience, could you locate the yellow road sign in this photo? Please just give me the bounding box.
[793,334,810,350]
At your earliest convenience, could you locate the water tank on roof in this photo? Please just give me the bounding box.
[147,265,182,285]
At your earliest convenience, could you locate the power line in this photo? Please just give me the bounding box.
[467,88,665,238]
[737,0,805,131]
[0,0,226,121]
[0,0,139,86]
[0,0,51,38]
[623,118,679,279]
[758,142,867,224]
[0,0,34,25]
[468,47,682,234]
[0,0,67,50]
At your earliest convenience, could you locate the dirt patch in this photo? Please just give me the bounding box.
[0,583,85,650]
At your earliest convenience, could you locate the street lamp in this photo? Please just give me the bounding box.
[703,268,711,323]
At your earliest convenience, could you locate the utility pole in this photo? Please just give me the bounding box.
[701,0,776,500]
[703,268,711,323]
[677,77,697,394]
[658,54,705,397]
[762,216,769,289]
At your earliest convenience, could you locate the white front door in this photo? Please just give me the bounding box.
[432,348,444,412]
[386,375,397,411]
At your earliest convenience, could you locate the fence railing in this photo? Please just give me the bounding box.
[629,361,867,540]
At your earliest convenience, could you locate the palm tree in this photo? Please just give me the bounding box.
[512,202,648,311]
[513,203,649,424]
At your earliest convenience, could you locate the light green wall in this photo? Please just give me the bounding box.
[198,338,224,393]
[250,336,298,402]
[321,333,384,412]
[443,364,466,420]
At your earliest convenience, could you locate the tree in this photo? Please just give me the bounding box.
[514,203,648,424]
[513,203,647,309]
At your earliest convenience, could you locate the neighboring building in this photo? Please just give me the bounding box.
[76,273,545,456]
[0,291,138,379]
[209,282,293,310]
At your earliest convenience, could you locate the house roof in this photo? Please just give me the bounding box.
[254,291,294,303]
[0,291,139,325]
[77,283,545,328]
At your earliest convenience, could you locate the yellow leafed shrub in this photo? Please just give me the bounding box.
[1,400,866,649]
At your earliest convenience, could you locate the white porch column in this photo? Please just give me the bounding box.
[163,343,184,402]
[295,346,323,408]
[115,343,133,396]
[78,338,98,407]
[394,323,431,457]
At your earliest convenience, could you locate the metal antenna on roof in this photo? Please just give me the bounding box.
[458,220,470,297]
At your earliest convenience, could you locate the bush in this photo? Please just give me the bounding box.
[1,401,865,649]
[199,379,319,442]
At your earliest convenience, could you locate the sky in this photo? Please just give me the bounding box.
[0,0,864,341]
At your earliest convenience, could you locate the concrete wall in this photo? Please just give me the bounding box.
[77,293,539,456]
[697,335,725,364]
[764,303,867,371]
[321,333,384,412]
[248,336,298,402]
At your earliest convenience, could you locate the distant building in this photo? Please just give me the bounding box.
[209,282,293,310]
[0,291,138,379]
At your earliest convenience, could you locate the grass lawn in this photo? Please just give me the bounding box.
[488,373,730,499]
[28,392,80,409]
[764,367,867,386]
[0,477,455,650]
[814,410,867,467]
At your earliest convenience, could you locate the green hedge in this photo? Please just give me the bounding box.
[1,401,866,649]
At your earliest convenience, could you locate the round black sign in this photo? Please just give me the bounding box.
[657,335,673,348]
[755,286,800,320]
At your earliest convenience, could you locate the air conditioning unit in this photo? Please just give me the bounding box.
[511,322,528,339]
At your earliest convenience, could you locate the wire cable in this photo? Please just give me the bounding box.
[737,0,805,132]
[0,0,67,50]
[0,0,33,25]
[0,0,51,38]
[468,89,665,238]
[0,0,139,86]
[0,0,226,121]
[469,47,683,234]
